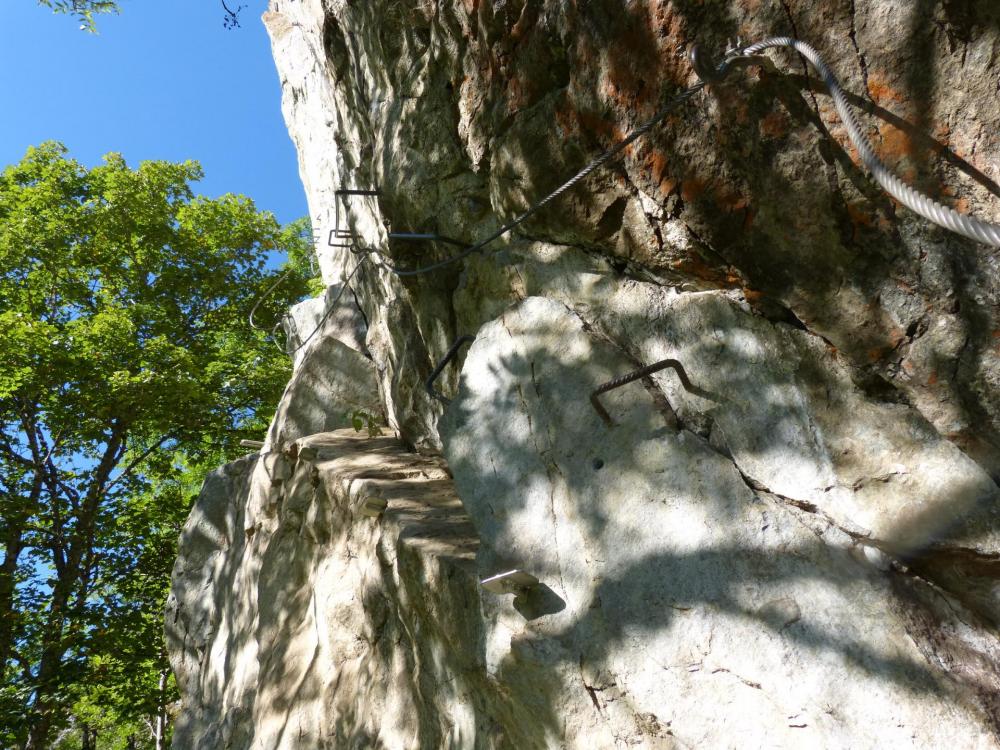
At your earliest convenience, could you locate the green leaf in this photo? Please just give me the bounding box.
[0,142,314,747]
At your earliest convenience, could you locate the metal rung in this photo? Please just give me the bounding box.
[328,229,358,248]
[239,439,265,449]
[335,188,381,196]
[480,569,539,595]
[590,358,706,426]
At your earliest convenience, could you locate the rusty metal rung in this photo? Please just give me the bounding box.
[590,358,700,426]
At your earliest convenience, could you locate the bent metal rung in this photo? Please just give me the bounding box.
[480,569,539,595]
[590,358,699,426]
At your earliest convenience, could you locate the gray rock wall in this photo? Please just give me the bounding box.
[166,0,1000,747]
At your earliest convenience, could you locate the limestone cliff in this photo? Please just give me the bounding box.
[166,1,1000,747]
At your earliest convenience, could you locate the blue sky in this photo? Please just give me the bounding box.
[0,0,308,227]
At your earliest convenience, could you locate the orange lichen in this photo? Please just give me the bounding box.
[643,149,675,196]
[681,179,706,203]
[877,122,916,162]
[760,111,789,139]
[887,327,907,349]
[715,192,754,231]
[574,109,617,141]
[555,101,577,138]
[717,192,744,212]
[505,73,536,113]
[670,255,742,288]
[928,371,939,385]
[846,202,875,228]
[865,71,906,107]
[510,2,538,43]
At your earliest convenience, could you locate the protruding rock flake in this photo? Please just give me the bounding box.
[167,1,1000,747]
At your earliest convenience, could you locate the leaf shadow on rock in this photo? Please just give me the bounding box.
[438,300,1000,742]
[472,0,1000,480]
[682,2,1000,476]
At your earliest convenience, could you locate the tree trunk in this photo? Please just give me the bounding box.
[24,424,125,750]
[0,524,26,681]
[23,574,71,750]
[81,724,95,750]
[154,668,168,750]
[0,455,44,680]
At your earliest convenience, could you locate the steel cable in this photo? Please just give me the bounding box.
[248,268,294,331]
[378,82,707,276]
[721,37,1000,247]
[271,260,365,355]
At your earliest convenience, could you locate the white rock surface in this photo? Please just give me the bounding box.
[441,296,1000,749]
[282,282,367,369]
[167,431,492,749]
[263,328,380,452]
[165,1,1000,747]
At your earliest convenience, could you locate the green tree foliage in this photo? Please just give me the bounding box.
[36,0,119,32]
[36,1,246,32]
[0,143,315,748]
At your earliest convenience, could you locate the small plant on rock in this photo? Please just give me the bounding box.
[345,409,383,438]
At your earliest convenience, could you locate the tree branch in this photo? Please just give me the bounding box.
[101,432,175,496]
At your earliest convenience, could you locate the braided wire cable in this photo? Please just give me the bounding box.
[734,37,1000,247]
[248,268,294,331]
[272,260,365,356]
[382,82,707,276]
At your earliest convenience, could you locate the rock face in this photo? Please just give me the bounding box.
[166,0,1000,747]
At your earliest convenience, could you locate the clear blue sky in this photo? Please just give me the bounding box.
[0,0,308,227]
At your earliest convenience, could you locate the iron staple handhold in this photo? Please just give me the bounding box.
[248,268,294,331]
[426,335,476,405]
[480,569,540,595]
[332,187,381,252]
[335,188,382,196]
[327,229,356,248]
[590,358,701,427]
